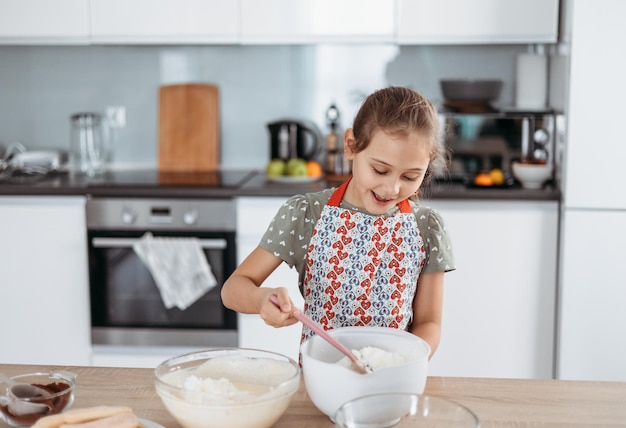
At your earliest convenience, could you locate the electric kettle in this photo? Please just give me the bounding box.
[267,119,323,161]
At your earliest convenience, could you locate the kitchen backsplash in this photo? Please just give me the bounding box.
[0,44,528,169]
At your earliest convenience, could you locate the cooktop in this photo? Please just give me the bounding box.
[86,169,258,188]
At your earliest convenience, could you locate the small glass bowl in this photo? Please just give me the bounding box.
[334,393,480,428]
[0,371,76,427]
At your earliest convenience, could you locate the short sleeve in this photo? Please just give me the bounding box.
[415,206,456,274]
[259,194,318,268]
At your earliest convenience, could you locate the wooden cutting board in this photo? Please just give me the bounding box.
[158,83,220,171]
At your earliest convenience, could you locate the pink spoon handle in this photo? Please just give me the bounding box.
[269,295,369,373]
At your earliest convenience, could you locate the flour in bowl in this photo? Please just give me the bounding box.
[161,355,298,405]
[337,346,412,372]
[182,376,262,405]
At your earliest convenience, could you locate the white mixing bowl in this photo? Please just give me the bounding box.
[300,326,430,420]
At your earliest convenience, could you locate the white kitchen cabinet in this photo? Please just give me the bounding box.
[0,0,89,44]
[397,0,560,44]
[562,0,626,210]
[558,210,626,381]
[89,0,239,44]
[240,0,395,44]
[424,200,558,379]
[0,196,91,365]
[236,197,304,363]
[91,345,204,369]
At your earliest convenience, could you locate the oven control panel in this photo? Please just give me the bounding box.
[87,198,236,231]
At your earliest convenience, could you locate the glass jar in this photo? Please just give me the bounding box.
[70,113,109,176]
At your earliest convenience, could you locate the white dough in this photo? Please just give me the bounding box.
[337,346,411,372]
[161,355,298,405]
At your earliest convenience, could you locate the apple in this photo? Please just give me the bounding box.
[287,158,308,176]
[266,159,286,177]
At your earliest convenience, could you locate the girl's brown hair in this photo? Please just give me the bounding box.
[350,86,447,185]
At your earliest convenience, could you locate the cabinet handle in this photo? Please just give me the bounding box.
[91,237,227,250]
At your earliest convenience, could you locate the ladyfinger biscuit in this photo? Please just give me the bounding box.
[63,406,134,423]
[32,406,134,428]
[59,412,138,428]
[32,414,67,428]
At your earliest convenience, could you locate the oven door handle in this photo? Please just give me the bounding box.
[91,237,228,250]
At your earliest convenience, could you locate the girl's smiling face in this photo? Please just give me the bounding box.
[343,128,431,215]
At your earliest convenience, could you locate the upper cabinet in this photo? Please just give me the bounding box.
[563,0,626,210]
[89,0,239,44]
[0,0,89,44]
[397,0,560,44]
[240,0,395,44]
[0,0,560,45]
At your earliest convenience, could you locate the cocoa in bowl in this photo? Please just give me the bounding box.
[0,373,75,427]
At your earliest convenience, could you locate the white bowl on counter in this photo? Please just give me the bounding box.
[300,326,431,421]
[512,161,553,189]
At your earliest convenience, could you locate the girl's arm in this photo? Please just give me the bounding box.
[221,245,298,328]
[410,271,445,359]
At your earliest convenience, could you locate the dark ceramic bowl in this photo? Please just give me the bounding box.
[440,79,503,102]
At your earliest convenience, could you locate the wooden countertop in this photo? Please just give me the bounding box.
[2,364,625,427]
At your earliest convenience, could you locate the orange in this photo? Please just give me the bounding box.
[474,172,494,186]
[306,161,323,177]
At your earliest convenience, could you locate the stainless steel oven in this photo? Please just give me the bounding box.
[86,197,238,353]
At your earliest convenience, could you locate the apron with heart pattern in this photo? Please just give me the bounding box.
[301,179,426,341]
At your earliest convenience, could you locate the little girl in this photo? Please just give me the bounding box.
[222,86,455,358]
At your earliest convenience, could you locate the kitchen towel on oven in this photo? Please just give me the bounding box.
[133,232,217,310]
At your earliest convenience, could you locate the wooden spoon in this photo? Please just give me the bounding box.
[269,295,373,374]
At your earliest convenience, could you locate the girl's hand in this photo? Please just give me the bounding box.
[259,287,299,328]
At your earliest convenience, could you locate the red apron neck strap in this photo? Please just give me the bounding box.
[328,177,413,213]
[398,199,412,213]
[327,178,351,206]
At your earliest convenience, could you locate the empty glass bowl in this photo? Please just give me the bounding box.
[334,393,480,428]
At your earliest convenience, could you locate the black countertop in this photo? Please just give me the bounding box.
[0,169,561,201]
